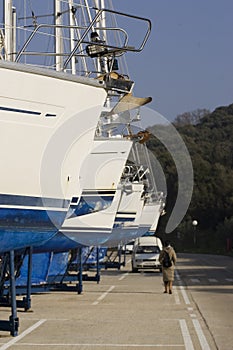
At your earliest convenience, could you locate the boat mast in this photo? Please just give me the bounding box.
[4,0,13,60]
[92,0,108,74]
[12,6,16,61]
[68,0,76,74]
[54,0,63,71]
[100,0,106,43]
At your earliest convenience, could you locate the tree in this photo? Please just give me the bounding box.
[148,104,233,253]
[173,108,210,126]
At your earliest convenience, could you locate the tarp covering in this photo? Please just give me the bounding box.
[15,252,69,286]
[15,248,107,286]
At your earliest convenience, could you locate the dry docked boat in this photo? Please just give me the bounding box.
[27,0,154,251]
[102,145,165,248]
[0,1,105,253]
[0,0,153,336]
[0,0,151,253]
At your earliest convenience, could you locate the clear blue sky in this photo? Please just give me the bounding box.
[3,1,232,121]
[115,0,233,120]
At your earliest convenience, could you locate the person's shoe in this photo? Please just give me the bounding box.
[169,290,172,294]
[163,291,167,293]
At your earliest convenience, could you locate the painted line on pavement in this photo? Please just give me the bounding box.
[176,271,211,349]
[175,271,191,305]
[92,285,115,305]
[173,286,180,304]
[175,270,181,282]
[0,319,46,350]
[15,343,184,347]
[208,278,217,283]
[179,319,194,350]
[190,278,200,283]
[192,319,211,350]
[179,286,191,304]
[119,272,129,281]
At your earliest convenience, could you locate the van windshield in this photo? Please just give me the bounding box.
[136,246,160,254]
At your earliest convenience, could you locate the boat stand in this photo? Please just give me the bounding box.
[104,246,126,270]
[49,247,83,294]
[0,250,19,336]
[15,247,32,311]
[1,247,33,311]
[50,247,102,293]
[76,246,101,291]
[80,246,101,283]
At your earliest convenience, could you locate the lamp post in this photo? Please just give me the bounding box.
[192,220,198,246]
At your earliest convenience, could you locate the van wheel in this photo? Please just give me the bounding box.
[132,267,138,273]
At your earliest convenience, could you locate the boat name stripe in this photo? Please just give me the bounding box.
[82,190,116,195]
[62,227,111,232]
[0,194,69,208]
[0,106,41,115]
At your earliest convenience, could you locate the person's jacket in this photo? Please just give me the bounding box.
[159,246,177,266]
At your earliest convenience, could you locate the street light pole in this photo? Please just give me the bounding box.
[192,220,198,246]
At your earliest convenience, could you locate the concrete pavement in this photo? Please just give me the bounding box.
[1,253,231,349]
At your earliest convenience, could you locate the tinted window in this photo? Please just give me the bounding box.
[136,246,160,254]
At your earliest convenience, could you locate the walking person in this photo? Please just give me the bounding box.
[159,240,177,294]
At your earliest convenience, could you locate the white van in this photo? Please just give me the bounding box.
[131,236,163,272]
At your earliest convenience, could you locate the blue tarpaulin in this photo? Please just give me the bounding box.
[15,247,107,286]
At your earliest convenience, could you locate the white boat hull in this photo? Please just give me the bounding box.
[60,139,133,246]
[0,61,106,253]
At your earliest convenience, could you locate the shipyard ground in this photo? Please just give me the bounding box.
[1,253,233,349]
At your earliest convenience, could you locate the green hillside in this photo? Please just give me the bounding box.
[148,104,233,254]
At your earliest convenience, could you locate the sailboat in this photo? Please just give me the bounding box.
[0,1,106,253]
[0,0,151,254]
[23,0,154,252]
[103,142,165,248]
[0,0,155,336]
